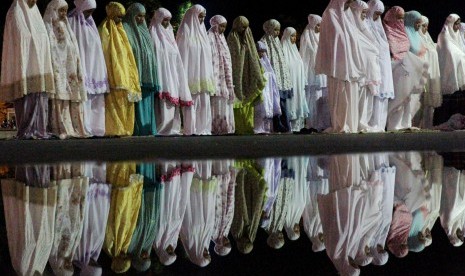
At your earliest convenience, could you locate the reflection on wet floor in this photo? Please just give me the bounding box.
[1,152,465,275]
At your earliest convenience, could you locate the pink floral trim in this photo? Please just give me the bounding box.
[160,168,182,182]
[158,92,194,107]
[181,165,195,173]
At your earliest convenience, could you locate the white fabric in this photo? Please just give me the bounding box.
[1,0,55,102]
[83,94,105,136]
[281,27,309,130]
[315,0,365,81]
[154,162,191,266]
[49,169,88,276]
[326,77,360,133]
[419,16,441,107]
[176,4,215,96]
[437,14,465,94]
[191,93,212,135]
[69,0,108,94]
[2,180,57,276]
[440,167,465,247]
[284,157,309,241]
[150,8,194,136]
[180,161,217,267]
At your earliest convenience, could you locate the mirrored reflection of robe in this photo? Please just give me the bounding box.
[284,157,310,241]
[127,164,162,273]
[212,160,236,256]
[1,168,57,276]
[49,164,88,276]
[262,159,294,250]
[154,162,192,266]
[261,158,282,224]
[104,163,143,274]
[73,163,111,276]
[370,153,396,266]
[421,153,443,247]
[303,156,329,252]
[231,160,267,254]
[318,154,382,276]
[440,167,465,247]
[180,161,217,267]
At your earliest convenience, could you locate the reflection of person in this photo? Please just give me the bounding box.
[212,160,236,256]
[74,163,111,276]
[231,160,267,254]
[48,164,89,275]
[2,165,57,275]
[153,162,193,266]
[1,0,55,139]
[180,161,217,267]
[104,163,143,273]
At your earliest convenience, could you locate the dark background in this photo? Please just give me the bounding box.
[1,0,464,42]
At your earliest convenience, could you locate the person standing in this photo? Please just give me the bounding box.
[68,0,109,137]
[1,0,55,139]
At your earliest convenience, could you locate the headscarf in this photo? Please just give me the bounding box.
[437,14,465,94]
[300,14,325,88]
[261,19,293,94]
[149,8,193,106]
[419,16,436,47]
[460,23,465,51]
[281,27,309,119]
[1,0,55,102]
[44,0,87,102]
[226,16,265,106]
[404,11,424,56]
[208,15,234,100]
[315,0,365,81]
[176,4,215,95]
[68,0,109,95]
[383,6,410,60]
[98,2,141,102]
[123,3,160,93]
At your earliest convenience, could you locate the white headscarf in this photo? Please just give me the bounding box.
[437,14,465,94]
[366,0,394,99]
[460,23,465,52]
[150,8,193,106]
[261,19,293,94]
[1,0,55,102]
[300,14,327,88]
[176,4,215,95]
[315,0,365,81]
[208,15,234,100]
[281,27,309,119]
[44,0,87,102]
[68,0,109,95]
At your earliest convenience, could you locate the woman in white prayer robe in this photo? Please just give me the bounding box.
[366,0,394,132]
[2,165,57,276]
[300,14,330,131]
[281,27,309,132]
[1,0,55,139]
[437,14,465,95]
[315,0,366,133]
[350,1,381,133]
[150,8,194,135]
[418,16,442,129]
[383,6,428,131]
[176,5,215,135]
[68,0,109,137]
